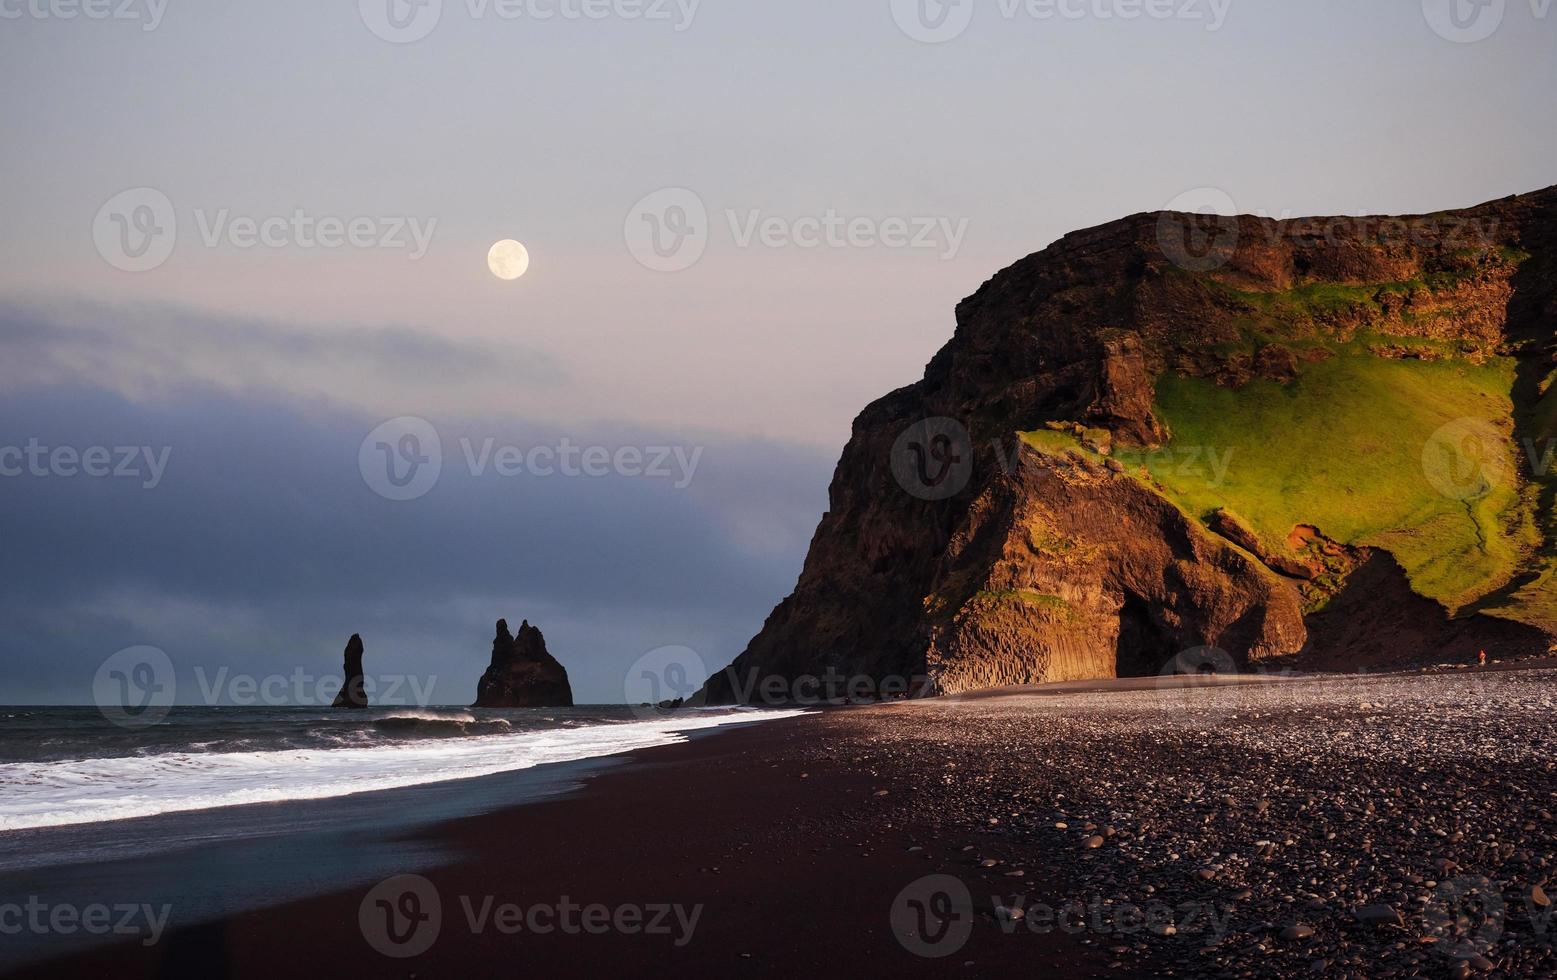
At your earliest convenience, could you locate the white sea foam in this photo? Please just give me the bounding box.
[0,709,805,832]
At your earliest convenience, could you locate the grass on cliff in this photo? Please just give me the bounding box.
[1138,354,1535,617]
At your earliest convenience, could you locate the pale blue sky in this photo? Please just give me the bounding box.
[3,0,1553,442]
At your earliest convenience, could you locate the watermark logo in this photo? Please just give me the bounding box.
[359,875,702,955]
[92,189,437,271]
[891,0,1231,43]
[1156,190,1506,273]
[360,417,444,501]
[891,0,976,43]
[625,645,708,718]
[1157,187,1240,273]
[361,875,443,958]
[891,875,974,958]
[1424,875,1504,960]
[360,419,706,500]
[625,187,709,272]
[1422,418,1511,501]
[624,188,970,271]
[0,441,171,489]
[93,188,176,273]
[361,0,700,43]
[726,209,968,260]
[0,899,172,947]
[1422,0,1507,42]
[360,0,445,42]
[717,666,924,705]
[192,667,438,707]
[891,418,974,500]
[1160,645,1245,724]
[189,209,436,257]
[458,436,703,488]
[0,0,169,30]
[93,645,176,729]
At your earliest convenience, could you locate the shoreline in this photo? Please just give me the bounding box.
[5,664,1554,978]
[1,707,1122,979]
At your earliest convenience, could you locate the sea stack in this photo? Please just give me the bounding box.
[474,619,574,708]
[331,633,369,709]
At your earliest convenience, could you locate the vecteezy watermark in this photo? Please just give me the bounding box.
[1157,187,1241,274]
[891,418,975,501]
[358,0,702,43]
[891,875,975,957]
[891,0,1232,44]
[358,417,706,501]
[1423,0,1508,41]
[989,891,1232,942]
[1422,0,1552,43]
[93,646,177,729]
[625,645,708,718]
[990,891,1233,934]
[0,899,172,947]
[359,417,443,502]
[1424,876,1506,960]
[361,875,443,958]
[91,188,437,272]
[0,0,169,30]
[623,188,970,272]
[0,440,171,489]
[1419,418,1557,501]
[359,875,702,958]
[623,188,708,272]
[1157,652,1317,727]
[192,667,438,708]
[892,875,1236,959]
[1421,418,1515,502]
[1109,445,1234,488]
[716,666,927,705]
[1159,645,1244,725]
[1153,187,1507,273]
[92,188,176,273]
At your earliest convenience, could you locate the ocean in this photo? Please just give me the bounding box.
[0,704,804,833]
[0,703,805,968]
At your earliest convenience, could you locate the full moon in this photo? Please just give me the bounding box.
[487,239,530,281]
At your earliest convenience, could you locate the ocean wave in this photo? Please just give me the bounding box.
[370,715,514,736]
[0,709,806,832]
[376,710,478,723]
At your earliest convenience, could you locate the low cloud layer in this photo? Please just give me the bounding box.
[0,302,834,704]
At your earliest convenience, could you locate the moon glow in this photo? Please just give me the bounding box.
[487,239,530,281]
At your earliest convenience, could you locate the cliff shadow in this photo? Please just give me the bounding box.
[1294,551,1548,671]
[1469,240,1557,616]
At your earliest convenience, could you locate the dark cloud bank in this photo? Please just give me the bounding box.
[0,302,834,704]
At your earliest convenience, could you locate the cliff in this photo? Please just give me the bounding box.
[705,185,1557,700]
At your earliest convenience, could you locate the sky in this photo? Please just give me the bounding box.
[1,0,1554,704]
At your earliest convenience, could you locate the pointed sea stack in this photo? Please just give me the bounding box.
[331,633,369,709]
[474,619,574,708]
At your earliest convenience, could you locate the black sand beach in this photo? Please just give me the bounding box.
[5,668,1555,979]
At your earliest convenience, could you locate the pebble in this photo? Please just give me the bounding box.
[806,665,1557,978]
[1354,904,1403,928]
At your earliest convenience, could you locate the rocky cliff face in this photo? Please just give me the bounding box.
[704,185,1557,701]
[475,619,574,708]
[331,633,368,709]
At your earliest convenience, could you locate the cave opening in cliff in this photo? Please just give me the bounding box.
[1114,594,1175,677]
